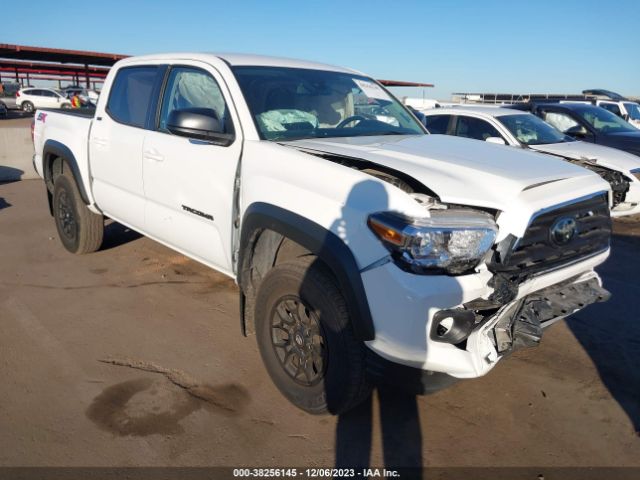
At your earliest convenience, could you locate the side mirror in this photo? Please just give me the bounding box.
[166,108,234,146]
[565,125,589,138]
[622,113,630,122]
[485,136,506,145]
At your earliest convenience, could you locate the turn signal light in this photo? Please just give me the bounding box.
[368,218,405,246]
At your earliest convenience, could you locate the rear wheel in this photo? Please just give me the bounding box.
[52,168,104,254]
[22,101,34,113]
[255,257,371,415]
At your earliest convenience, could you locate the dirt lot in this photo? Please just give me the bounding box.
[1,178,639,471]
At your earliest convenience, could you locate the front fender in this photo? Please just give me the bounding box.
[238,202,375,341]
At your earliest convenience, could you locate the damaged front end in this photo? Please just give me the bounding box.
[431,192,612,358]
[544,152,632,208]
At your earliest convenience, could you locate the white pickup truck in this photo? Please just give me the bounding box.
[33,53,612,414]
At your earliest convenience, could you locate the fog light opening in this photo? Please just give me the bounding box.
[431,309,476,345]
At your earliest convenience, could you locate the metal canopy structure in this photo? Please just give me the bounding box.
[0,43,127,89]
[378,79,434,88]
[0,44,435,92]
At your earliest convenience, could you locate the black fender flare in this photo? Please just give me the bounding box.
[238,202,375,341]
[42,139,90,204]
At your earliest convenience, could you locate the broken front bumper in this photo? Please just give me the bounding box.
[492,276,610,355]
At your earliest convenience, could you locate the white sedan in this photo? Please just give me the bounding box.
[424,106,640,217]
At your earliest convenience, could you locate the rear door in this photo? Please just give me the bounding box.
[25,89,43,108]
[142,62,242,273]
[89,64,166,228]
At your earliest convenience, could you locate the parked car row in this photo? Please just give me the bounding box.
[0,86,101,114]
[423,106,640,217]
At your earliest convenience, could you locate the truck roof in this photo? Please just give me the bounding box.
[115,52,359,74]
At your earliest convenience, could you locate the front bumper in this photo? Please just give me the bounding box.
[362,249,610,379]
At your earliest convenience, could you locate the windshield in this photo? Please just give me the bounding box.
[499,113,572,145]
[577,106,637,133]
[232,66,425,141]
[624,102,640,121]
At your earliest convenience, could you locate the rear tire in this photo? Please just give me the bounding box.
[52,168,103,254]
[22,101,34,113]
[255,257,371,415]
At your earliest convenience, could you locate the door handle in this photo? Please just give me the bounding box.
[143,149,164,162]
[92,137,108,147]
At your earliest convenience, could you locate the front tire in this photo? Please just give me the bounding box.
[22,101,34,113]
[52,169,104,254]
[255,257,371,415]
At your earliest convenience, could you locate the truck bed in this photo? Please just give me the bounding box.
[33,108,95,205]
[39,107,96,118]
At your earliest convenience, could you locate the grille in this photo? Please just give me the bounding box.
[490,193,611,277]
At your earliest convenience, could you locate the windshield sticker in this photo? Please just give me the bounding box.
[353,79,390,101]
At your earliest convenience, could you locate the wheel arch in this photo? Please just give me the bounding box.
[42,140,90,213]
[238,202,375,342]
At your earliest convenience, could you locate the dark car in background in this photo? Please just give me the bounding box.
[513,103,640,157]
[1,84,20,111]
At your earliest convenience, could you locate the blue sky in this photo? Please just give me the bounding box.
[3,0,639,99]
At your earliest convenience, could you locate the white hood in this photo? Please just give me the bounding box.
[529,141,640,173]
[286,134,601,210]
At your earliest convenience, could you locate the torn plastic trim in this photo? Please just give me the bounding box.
[492,276,610,355]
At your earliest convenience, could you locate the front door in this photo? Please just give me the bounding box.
[142,63,242,274]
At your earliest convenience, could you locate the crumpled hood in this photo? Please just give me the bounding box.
[529,141,640,172]
[285,134,598,210]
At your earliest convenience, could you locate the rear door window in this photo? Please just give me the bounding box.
[424,114,452,134]
[107,66,164,129]
[600,102,622,117]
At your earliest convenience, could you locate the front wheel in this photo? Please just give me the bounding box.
[52,169,104,254]
[255,257,371,415]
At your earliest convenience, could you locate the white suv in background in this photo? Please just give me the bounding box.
[596,100,640,130]
[16,88,72,112]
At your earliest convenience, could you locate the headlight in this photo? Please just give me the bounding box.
[631,168,640,182]
[368,209,498,275]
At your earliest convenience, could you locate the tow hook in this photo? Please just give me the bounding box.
[493,277,610,355]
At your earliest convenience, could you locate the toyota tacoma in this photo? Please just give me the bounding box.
[33,53,612,414]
